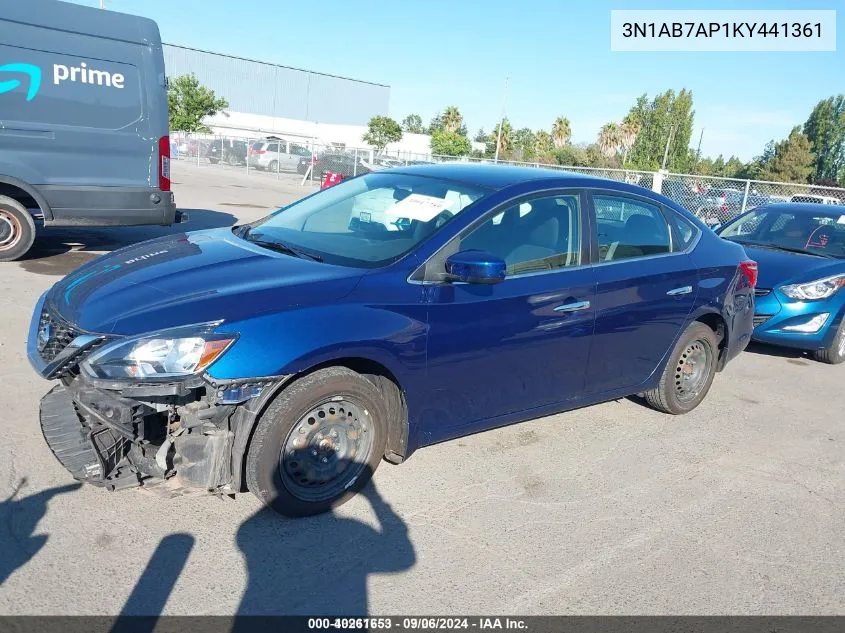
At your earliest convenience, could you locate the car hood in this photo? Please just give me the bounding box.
[741,244,844,288]
[47,228,364,335]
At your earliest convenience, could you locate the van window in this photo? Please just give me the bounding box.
[0,44,142,129]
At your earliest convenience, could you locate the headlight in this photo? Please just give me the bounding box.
[81,323,236,380]
[780,274,845,301]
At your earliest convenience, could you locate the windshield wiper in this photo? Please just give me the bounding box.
[739,240,837,259]
[246,234,323,262]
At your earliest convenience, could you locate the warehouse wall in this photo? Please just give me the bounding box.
[163,44,390,126]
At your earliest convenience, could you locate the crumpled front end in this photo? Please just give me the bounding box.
[29,291,282,496]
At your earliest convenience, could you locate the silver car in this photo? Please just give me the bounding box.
[248,140,312,172]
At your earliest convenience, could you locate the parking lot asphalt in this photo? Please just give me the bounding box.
[0,162,842,615]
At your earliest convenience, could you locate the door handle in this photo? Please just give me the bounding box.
[667,285,693,296]
[554,300,591,312]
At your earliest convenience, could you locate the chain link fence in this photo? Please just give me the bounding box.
[171,131,845,225]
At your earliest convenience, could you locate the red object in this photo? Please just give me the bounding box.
[739,260,758,288]
[321,172,344,189]
[158,136,171,192]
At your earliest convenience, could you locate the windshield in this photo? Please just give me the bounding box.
[720,207,845,258]
[240,172,489,267]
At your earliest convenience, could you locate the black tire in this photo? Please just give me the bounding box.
[246,367,388,517]
[0,195,36,262]
[644,322,720,415]
[267,160,279,173]
[813,319,845,364]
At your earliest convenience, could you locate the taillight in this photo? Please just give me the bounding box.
[740,260,758,288]
[720,203,728,212]
[158,136,171,192]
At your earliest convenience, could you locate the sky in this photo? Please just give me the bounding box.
[68,0,843,161]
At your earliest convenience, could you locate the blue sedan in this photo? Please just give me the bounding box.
[717,202,845,363]
[28,164,755,516]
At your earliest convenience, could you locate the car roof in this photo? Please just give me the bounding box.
[754,202,845,213]
[381,162,617,189]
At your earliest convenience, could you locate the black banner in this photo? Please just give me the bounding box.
[0,617,841,633]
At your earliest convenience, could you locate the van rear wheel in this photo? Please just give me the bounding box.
[0,195,36,262]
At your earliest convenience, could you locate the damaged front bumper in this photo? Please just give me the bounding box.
[38,372,286,495]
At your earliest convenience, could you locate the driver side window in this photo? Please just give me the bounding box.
[458,193,581,276]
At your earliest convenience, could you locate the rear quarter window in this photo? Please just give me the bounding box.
[0,44,142,129]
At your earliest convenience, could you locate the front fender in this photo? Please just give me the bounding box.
[208,302,427,391]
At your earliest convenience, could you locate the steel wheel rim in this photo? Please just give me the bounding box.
[0,209,21,252]
[675,340,712,404]
[279,397,373,502]
[838,328,845,356]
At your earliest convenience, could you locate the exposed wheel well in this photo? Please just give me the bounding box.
[694,313,728,369]
[0,183,41,216]
[304,358,409,464]
[236,357,410,490]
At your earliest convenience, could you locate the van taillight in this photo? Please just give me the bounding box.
[740,260,758,288]
[159,136,171,192]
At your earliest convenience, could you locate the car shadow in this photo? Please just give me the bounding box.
[743,341,812,360]
[235,470,415,618]
[18,208,238,276]
[0,478,82,586]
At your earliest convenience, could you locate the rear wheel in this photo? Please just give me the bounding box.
[0,195,36,262]
[644,322,719,414]
[813,320,845,364]
[267,160,279,173]
[246,367,387,517]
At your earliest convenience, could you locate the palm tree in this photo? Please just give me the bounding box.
[552,116,571,148]
[617,118,641,166]
[442,106,463,134]
[598,122,620,158]
[535,130,553,155]
[491,119,513,158]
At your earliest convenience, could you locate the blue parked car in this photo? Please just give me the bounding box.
[716,202,845,363]
[28,165,756,516]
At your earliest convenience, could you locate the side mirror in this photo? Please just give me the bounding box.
[445,250,506,284]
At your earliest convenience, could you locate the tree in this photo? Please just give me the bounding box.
[760,126,815,183]
[625,89,695,171]
[474,128,489,143]
[551,117,571,148]
[513,127,537,161]
[430,130,472,156]
[401,114,424,134]
[488,119,513,158]
[442,106,463,134]
[167,73,228,133]
[535,130,553,155]
[803,95,845,184]
[618,117,641,166]
[363,116,403,150]
[598,123,620,158]
[429,111,467,136]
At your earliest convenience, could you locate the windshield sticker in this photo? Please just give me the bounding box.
[805,225,831,249]
[384,194,448,222]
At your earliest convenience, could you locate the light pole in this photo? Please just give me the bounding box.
[493,75,509,164]
[661,124,676,171]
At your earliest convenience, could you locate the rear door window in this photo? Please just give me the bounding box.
[593,195,671,262]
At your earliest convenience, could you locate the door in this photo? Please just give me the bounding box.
[584,192,699,395]
[421,191,596,436]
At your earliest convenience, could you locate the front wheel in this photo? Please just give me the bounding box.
[644,322,719,414]
[267,160,279,173]
[814,320,845,364]
[246,367,388,517]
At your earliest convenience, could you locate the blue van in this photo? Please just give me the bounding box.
[0,0,181,261]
